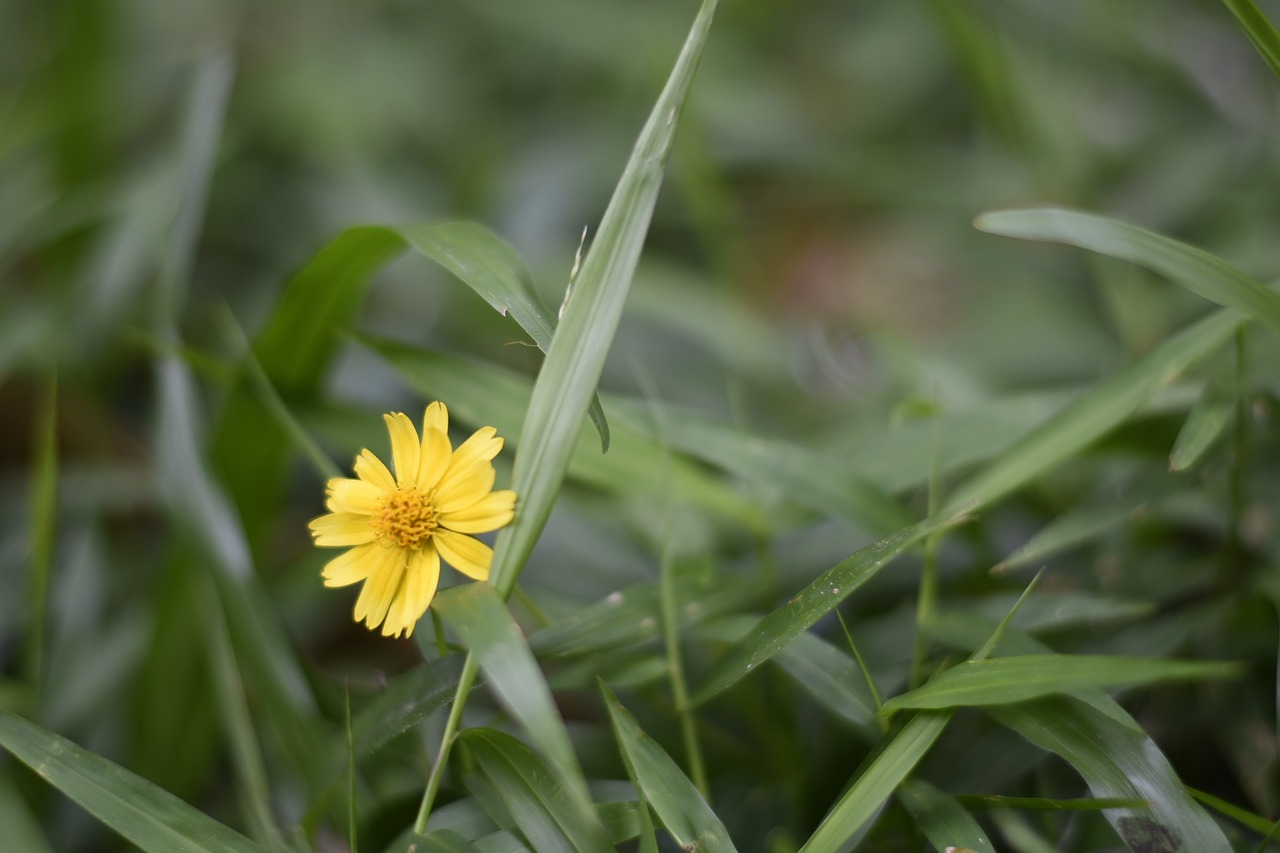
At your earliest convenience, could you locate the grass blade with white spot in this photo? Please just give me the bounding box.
[601,683,738,853]
[899,780,996,853]
[0,711,269,853]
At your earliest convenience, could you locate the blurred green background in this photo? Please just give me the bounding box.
[4,0,1280,850]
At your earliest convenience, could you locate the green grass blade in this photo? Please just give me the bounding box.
[486,0,720,597]
[975,208,1280,333]
[1221,0,1280,80]
[990,697,1232,852]
[946,307,1241,510]
[798,712,953,853]
[882,655,1243,712]
[432,584,608,847]
[600,683,738,853]
[688,505,972,707]
[460,729,613,853]
[0,711,270,853]
[899,780,996,853]
[1169,381,1233,472]
[994,503,1131,574]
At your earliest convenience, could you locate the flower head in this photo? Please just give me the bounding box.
[310,402,516,637]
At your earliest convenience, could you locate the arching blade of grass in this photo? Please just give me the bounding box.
[899,780,996,853]
[688,505,972,708]
[0,711,269,853]
[432,584,608,846]
[881,655,1242,713]
[601,683,738,853]
[486,0,719,596]
[946,306,1241,510]
[1221,0,1280,80]
[799,712,953,853]
[990,697,1232,852]
[1169,381,1233,472]
[994,502,1133,575]
[458,728,613,853]
[214,220,608,552]
[976,208,1280,333]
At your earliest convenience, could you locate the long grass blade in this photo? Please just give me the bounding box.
[899,780,996,853]
[0,711,270,853]
[1221,0,1280,80]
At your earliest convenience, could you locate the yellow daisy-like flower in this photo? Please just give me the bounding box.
[309,402,516,638]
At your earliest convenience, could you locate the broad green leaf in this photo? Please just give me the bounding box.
[798,712,952,853]
[357,335,760,527]
[899,780,996,853]
[975,208,1280,333]
[610,400,910,533]
[432,584,607,846]
[688,505,972,707]
[459,728,613,853]
[486,0,720,598]
[1221,0,1280,80]
[0,711,269,853]
[601,683,738,853]
[881,655,1242,713]
[946,306,1241,510]
[1169,381,1234,472]
[990,697,1232,852]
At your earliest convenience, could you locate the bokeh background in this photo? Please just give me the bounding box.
[4,0,1280,850]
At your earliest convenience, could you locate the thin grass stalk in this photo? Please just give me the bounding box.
[24,374,57,704]
[659,525,709,797]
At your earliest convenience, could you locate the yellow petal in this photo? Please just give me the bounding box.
[325,477,383,515]
[309,513,376,547]
[439,490,516,534]
[384,412,421,487]
[353,545,405,629]
[382,545,440,637]
[322,542,381,587]
[423,401,449,436]
[354,449,396,492]
[449,427,503,470]
[416,426,452,491]
[434,463,497,514]
[434,529,492,581]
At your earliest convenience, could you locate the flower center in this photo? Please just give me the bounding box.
[371,488,438,549]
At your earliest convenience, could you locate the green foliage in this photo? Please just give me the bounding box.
[4,0,1280,851]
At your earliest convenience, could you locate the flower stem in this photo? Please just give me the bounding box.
[413,652,479,834]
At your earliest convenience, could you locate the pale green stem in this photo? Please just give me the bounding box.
[414,653,479,834]
[660,544,709,797]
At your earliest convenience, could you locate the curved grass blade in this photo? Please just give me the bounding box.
[0,711,269,853]
[1169,381,1233,472]
[688,505,972,708]
[459,728,613,853]
[881,655,1242,713]
[432,584,608,846]
[799,712,953,853]
[946,306,1241,510]
[994,503,1131,575]
[1221,0,1280,80]
[601,683,738,853]
[486,0,720,597]
[975,208,1280,333]
[899,780,996,853]
[990,696,1232,852]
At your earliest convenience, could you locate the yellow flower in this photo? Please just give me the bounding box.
[309,402,516,638]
